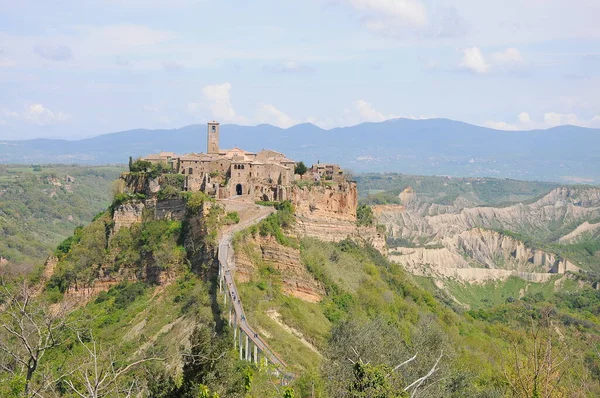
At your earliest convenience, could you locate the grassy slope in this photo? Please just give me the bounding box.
[416,275,582,310]
[233,227,600,395]
[356,172,558,205]
[0,164,124,270]
[4,201,599,396]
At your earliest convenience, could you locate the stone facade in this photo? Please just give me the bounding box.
[309,163,344,182]
[143,122,301,202]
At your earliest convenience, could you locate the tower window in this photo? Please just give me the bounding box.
[212,125,216,132]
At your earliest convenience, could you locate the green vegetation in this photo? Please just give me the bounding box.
[0,164,123,272]
[294,161,307,177]
[225,211,240,224]
[241,200,297,247]
[111,192,146,209]
[47,213,185,292]
[356,173,558,206]
[3,167,600,397]
[356,205,374,227]
[129,158,175,178]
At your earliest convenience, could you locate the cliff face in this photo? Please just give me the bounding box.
[389,228,578,283]
[121,173,161,196]
[292,181,386,254]
[234,234,325,303]
[378,187,600,282]
[377,187,600,243]
[113,201,145,232]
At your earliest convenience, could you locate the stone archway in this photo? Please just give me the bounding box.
[236,183,243,196]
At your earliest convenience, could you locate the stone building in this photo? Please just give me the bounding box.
[309,163,344,181]
[143,122,298,201]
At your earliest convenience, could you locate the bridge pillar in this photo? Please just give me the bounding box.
[245,335,249,361]
[239,331,243,360]
[254,344,258,363]
[233,318,237,347]
[228,306,232,327]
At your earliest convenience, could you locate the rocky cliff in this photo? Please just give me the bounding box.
[234,234,325,303]
[378,187,600,282]
[292,181,386,254]
[377,187,600,243]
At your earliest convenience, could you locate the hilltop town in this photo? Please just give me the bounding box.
[141,121,344,202]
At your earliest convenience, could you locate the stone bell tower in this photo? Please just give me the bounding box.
[207,121,220,154]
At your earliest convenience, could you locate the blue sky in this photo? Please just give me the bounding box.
[0,0,599,139]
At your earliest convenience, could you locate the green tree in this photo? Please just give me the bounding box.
[283,387,295,398]
[349,361,406,398]
[356,205,374,227]
[295,162,308,178]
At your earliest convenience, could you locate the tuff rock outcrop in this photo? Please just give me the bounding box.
[234,235,325,303]
[292,181,387,254]
[378,187,600,283]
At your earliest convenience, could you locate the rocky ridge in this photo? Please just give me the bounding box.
[377,187,600,282]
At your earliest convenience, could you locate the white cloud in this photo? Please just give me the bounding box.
[188,82,249,124]
[483,121,518,131]
[484,111,600,130]
[353,99,397,122]
[543,112,581,127]
[491,48,524,66]
[461,47,529,74]
[344,0,429,37]
[307,100,434,129]
[460,47,489,74]
[256,104,297,128]
[24,104,70,125]
[1,104,70,126]
[518,112,531,124]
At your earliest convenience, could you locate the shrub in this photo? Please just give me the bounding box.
[157,185,181,201]
[112,282,146,309]
[111,192,146,210]
[129,158,152,173]
[224,211,240,224]
[185,191,212,215]
[356,205,374,227]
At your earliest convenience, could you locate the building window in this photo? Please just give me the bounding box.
[189,168,193,175]
[212,125,216,132]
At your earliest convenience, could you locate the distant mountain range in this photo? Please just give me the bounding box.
[1,118,599,183]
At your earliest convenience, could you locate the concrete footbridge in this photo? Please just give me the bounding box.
[216,203,290,373]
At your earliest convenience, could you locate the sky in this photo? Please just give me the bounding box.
[0,0,599,140]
